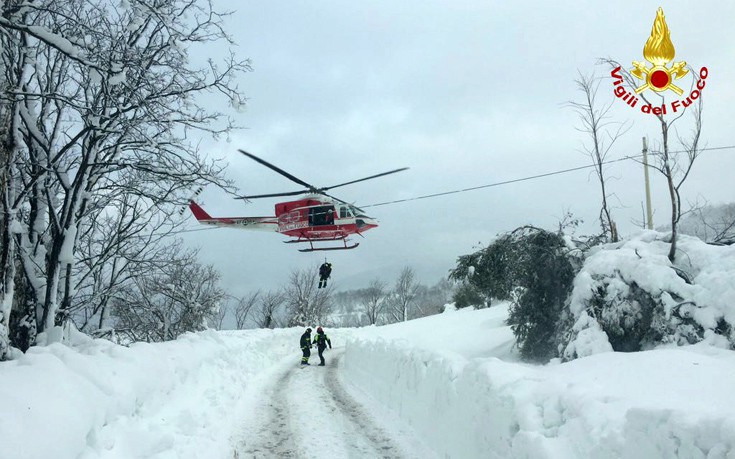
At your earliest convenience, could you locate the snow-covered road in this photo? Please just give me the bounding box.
[7,304,735,458]
[235,347,414,459]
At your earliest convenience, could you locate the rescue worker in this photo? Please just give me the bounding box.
[300,327,312,365]
[312,326,332,366]
[318,262,332,289]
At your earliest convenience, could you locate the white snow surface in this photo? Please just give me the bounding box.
[2,305,735,458]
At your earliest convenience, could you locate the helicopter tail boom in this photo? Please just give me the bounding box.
[189,201,278,231]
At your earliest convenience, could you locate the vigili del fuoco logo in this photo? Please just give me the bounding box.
[611,7,708,116]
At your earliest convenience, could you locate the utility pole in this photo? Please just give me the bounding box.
[642,137,654,230]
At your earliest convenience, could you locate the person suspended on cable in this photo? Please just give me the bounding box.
[312,326,332,366]
[318,262,332,289]
[300,327,312,365]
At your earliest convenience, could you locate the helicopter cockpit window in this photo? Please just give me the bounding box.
[339,207,353,219]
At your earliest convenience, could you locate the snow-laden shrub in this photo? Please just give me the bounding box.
[561,232,735,360]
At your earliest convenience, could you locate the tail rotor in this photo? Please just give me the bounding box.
[179,186,204,216]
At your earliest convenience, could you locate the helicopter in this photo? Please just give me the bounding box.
[189,150,407,252]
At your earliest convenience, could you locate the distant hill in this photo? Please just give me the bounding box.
[657,202,735,245]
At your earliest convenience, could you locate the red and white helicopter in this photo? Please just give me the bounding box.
[189,150,407,252]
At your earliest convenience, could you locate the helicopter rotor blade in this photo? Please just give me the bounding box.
[320,191,348,205]
[238,150,316,191]
[236,149,403,213]
[235,190,306,200]
[318,191,367,214]
[321,167,409,192]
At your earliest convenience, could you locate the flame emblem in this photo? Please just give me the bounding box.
[631,7,688,95]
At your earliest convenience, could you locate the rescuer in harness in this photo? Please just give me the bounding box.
[318,262,332,289]
[312,326,332,366]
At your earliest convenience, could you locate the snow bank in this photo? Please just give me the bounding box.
[342,305,735,458]
[0,328,300,459]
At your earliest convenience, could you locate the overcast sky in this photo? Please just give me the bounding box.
[181,0,735,296]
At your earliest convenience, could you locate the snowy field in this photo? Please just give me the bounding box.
[2,305,735,458]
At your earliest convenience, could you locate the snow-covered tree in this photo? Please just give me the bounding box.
[451,281,485,309]
[0,4,27,358]
[451,226,578,361]
[233,291,260,329]
[413,278,453,317]
[0,0,247,350]
[676,203,735,246]
[284,267,333,327]
[387,267,420,323]
[112,243,224,342]
[70,193,185,334]
[603,59,704,261]
[208,301,229,331]
[361,278,387,325]
[560,233,735,360]
[567,72,629,242]
[450,238,516,304]
[253,290,284,329]
[0,98,14,359]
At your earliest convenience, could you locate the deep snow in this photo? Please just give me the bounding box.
[564,232,735,359]
[3,303,735,459]
[346,306,735,458]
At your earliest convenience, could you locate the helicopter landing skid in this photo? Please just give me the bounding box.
[283,234,348,243]
[289,237,359,252]
[298,242,359,252]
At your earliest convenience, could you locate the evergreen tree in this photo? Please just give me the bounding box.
[451,226,576,361]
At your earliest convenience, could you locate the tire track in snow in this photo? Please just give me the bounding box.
[237,363,301,458]
[324,351,406,459]
[235,349,408,459]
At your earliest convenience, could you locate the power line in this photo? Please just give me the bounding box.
[176,226,220,234]
[114,225,221,240]
[172,143,735,230]
[361,144,735,208]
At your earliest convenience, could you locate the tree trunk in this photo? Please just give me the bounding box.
[661,120,678,262]
[1,96,17,359]
[0,175,15,359]
[40,249,60,333]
